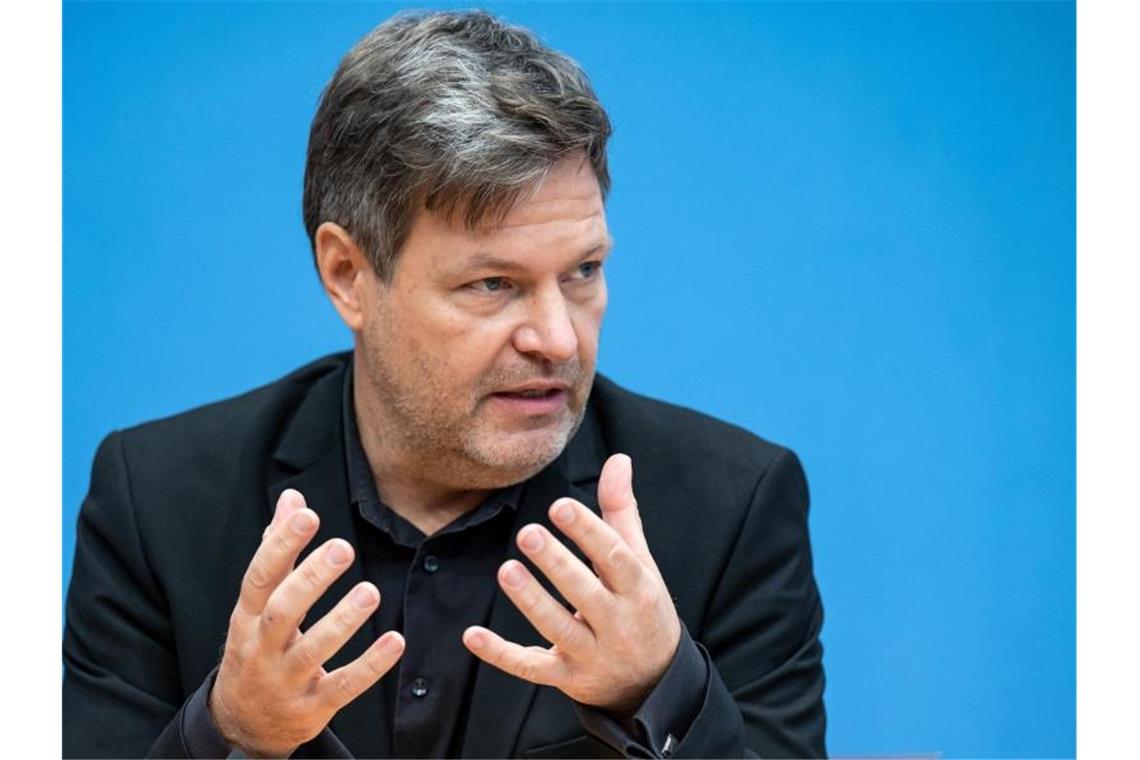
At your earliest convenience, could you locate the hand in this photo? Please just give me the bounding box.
[210,489,405,758]
[462,454,681,715]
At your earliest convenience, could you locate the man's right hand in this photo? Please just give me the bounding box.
[210,489,405,758]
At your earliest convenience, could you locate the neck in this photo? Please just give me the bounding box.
[352,360,491,536]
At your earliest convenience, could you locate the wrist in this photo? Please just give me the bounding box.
[206,679,247,751]
[208,678,298,759]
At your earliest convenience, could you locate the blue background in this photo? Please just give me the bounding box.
[64,2,1075,757]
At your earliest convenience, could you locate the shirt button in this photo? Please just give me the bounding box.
[410,677,429,698]
[422,555,440,573]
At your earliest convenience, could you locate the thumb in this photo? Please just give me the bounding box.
[597,454,650,558]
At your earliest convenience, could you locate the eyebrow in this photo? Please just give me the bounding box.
[455,236,614,275]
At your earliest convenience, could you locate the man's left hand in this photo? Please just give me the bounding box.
[463,453,681,715]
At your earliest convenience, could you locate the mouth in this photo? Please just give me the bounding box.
[487,383,570,415]
[493,387,563,399]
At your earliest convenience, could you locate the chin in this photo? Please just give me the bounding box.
[461,417,581,487]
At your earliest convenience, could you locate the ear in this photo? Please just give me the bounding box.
[314,222,375,333]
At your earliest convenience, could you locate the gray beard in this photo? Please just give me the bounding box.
[356,342,593,491]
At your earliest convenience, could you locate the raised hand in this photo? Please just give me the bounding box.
[462,454,681,715]
[210,489,405,758]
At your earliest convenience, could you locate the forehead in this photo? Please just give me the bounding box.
[399,158,609,274]
[495,158,605,229]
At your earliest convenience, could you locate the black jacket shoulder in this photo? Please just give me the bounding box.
[588,373,800,498]
[115,351,350,459]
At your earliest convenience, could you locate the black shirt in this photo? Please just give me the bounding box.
[342,366,525,757]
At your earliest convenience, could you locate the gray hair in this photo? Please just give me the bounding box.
[302,10,613,281]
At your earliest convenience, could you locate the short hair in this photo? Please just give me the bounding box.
[302,10,613,281]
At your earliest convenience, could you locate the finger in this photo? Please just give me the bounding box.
[283,582,381,677]
[259,538,355,650]
[462,626,569,687]
[316,631,405,711]
[544,498,645,596]
[264,488,306,539]
[496,560,594,654]
[597,454,651,558]
[238,506,320,616]
[516,522,617,621]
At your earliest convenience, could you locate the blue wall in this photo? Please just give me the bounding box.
[64,2,1075,756]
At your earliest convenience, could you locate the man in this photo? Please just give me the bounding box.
[63,10,826,759]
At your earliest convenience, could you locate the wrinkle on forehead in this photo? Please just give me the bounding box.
[430,215,609,276]
[494,206,604,230]
[490,157,603,229]
[400,155,607,278]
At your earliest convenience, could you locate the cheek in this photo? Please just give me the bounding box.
[576,286,607,356]
[433,306,521,375]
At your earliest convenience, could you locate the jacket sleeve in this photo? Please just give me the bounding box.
[63,431,195,757]
[671,448,828,759]
[63,432,356,760]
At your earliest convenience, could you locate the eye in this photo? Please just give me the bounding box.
[468,276,511,294]
[571,261,603,280]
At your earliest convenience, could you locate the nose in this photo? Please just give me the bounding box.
[512,284,579,363]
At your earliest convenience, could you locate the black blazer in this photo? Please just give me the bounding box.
[63,352,826,758]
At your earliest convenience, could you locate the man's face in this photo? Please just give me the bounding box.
[355,157,611,488]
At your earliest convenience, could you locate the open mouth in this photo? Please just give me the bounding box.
[493,388,562,399]
[488,387,569,415]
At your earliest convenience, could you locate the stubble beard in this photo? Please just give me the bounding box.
[359,338,593,490]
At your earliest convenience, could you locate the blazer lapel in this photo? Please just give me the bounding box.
[461,408,608,758]
[265,360,390,759]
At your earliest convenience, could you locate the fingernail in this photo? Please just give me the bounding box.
[520,526,544,552]
[326,541,351,566]
[553,501,575,524]
[503,562,526,588]
[352,585,378,609]
[467,630,486,649]
[290,511,314,533]
[379,633,401,653]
